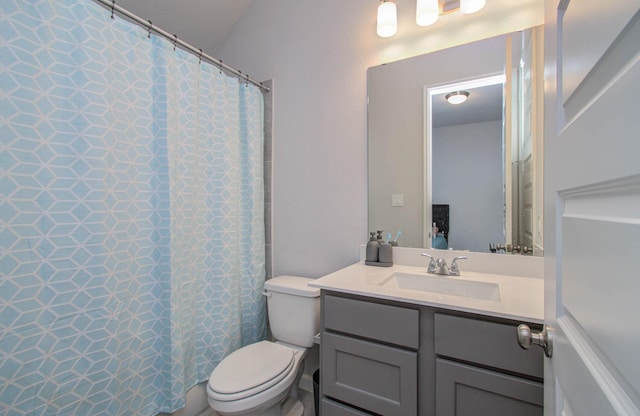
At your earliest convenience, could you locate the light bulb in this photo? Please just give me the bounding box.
[377,1,397,38]
[460,0,486,14]
[416,0,440,26]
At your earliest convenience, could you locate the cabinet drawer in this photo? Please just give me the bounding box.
[323,295,419,349]
[436,358,543,416]
[434,314,543,379]
[322,332,417,416]
[321,398,372,416]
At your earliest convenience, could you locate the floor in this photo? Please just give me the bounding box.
[300,388,316,416]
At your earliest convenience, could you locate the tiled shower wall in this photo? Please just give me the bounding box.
[263,80,273,279]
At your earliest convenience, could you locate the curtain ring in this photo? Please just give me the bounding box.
[111,0,115,19]
[218,60,223,74]
[198,48,203,64]
[172,34,178,51]
[147,20,152,39]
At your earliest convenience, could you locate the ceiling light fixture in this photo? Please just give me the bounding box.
[377,0,487,36]
[416,0,441,27]
[445,91,470,105]
[460,0,487,14]
[377,0,398,38]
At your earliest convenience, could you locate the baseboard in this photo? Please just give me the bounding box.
[299,373,314,393]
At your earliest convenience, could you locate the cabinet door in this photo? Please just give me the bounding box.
[436,359,542,416]
[322,332,417,416]
[323,295,419,349]
[434,314,543,379]
[321,398,373,416]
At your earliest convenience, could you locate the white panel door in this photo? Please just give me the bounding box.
[543,0,640,415]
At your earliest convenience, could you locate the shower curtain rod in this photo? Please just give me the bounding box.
[93,0,270,92]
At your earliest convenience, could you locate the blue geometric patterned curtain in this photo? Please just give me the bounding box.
[0,1,266,414]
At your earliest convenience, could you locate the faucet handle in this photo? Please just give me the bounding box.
[449,256,468,276]
[420,253,437,273]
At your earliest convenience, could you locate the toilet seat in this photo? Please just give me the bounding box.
[208,341,295,402]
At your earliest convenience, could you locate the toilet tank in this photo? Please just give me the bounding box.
[264,276,320,348]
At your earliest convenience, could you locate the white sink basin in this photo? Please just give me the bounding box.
[379,272,500,301]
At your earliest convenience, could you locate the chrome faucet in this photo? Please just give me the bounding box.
[420,253,438,274]
[434,257,449,275]
[449,256,467,276]
[421,253,468,276]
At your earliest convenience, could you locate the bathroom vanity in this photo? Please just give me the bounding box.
[309,251,544,416]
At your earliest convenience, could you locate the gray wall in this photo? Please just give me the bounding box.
[432,120,504,252]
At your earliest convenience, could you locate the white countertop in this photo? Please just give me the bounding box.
[309,262,544,324]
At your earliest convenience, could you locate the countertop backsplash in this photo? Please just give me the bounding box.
[359,245,543,279]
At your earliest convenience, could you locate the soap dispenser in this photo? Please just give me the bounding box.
[366,232,379,263]
[366,231,393,267]
[378,239,393,266]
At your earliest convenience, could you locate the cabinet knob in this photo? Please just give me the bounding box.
[517,324,553,358]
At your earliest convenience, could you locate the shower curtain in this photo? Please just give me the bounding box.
[0,1,266,414]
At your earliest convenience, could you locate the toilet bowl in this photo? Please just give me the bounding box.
[206,276,320,416]
[207,341,307,416]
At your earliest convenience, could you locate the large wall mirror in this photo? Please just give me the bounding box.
[368,27,544,255]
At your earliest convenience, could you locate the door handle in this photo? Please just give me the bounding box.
[517,324,553,358]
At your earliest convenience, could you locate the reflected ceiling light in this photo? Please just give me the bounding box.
[416,0,441,27]
[445,91,470,105]
[377,0,398,38]
[460,0,487,14]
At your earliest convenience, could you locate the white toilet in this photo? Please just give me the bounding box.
[206,275,320,416]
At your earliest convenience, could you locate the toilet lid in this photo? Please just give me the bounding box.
[209,341,294,398]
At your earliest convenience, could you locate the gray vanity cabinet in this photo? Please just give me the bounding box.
[319,292,543,416]
[435,360,542,416]
[321,294,420,415]
[434,314,544,416]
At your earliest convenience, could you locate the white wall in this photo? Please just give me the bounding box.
[432,120,504,252]
[218,0,544,278]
